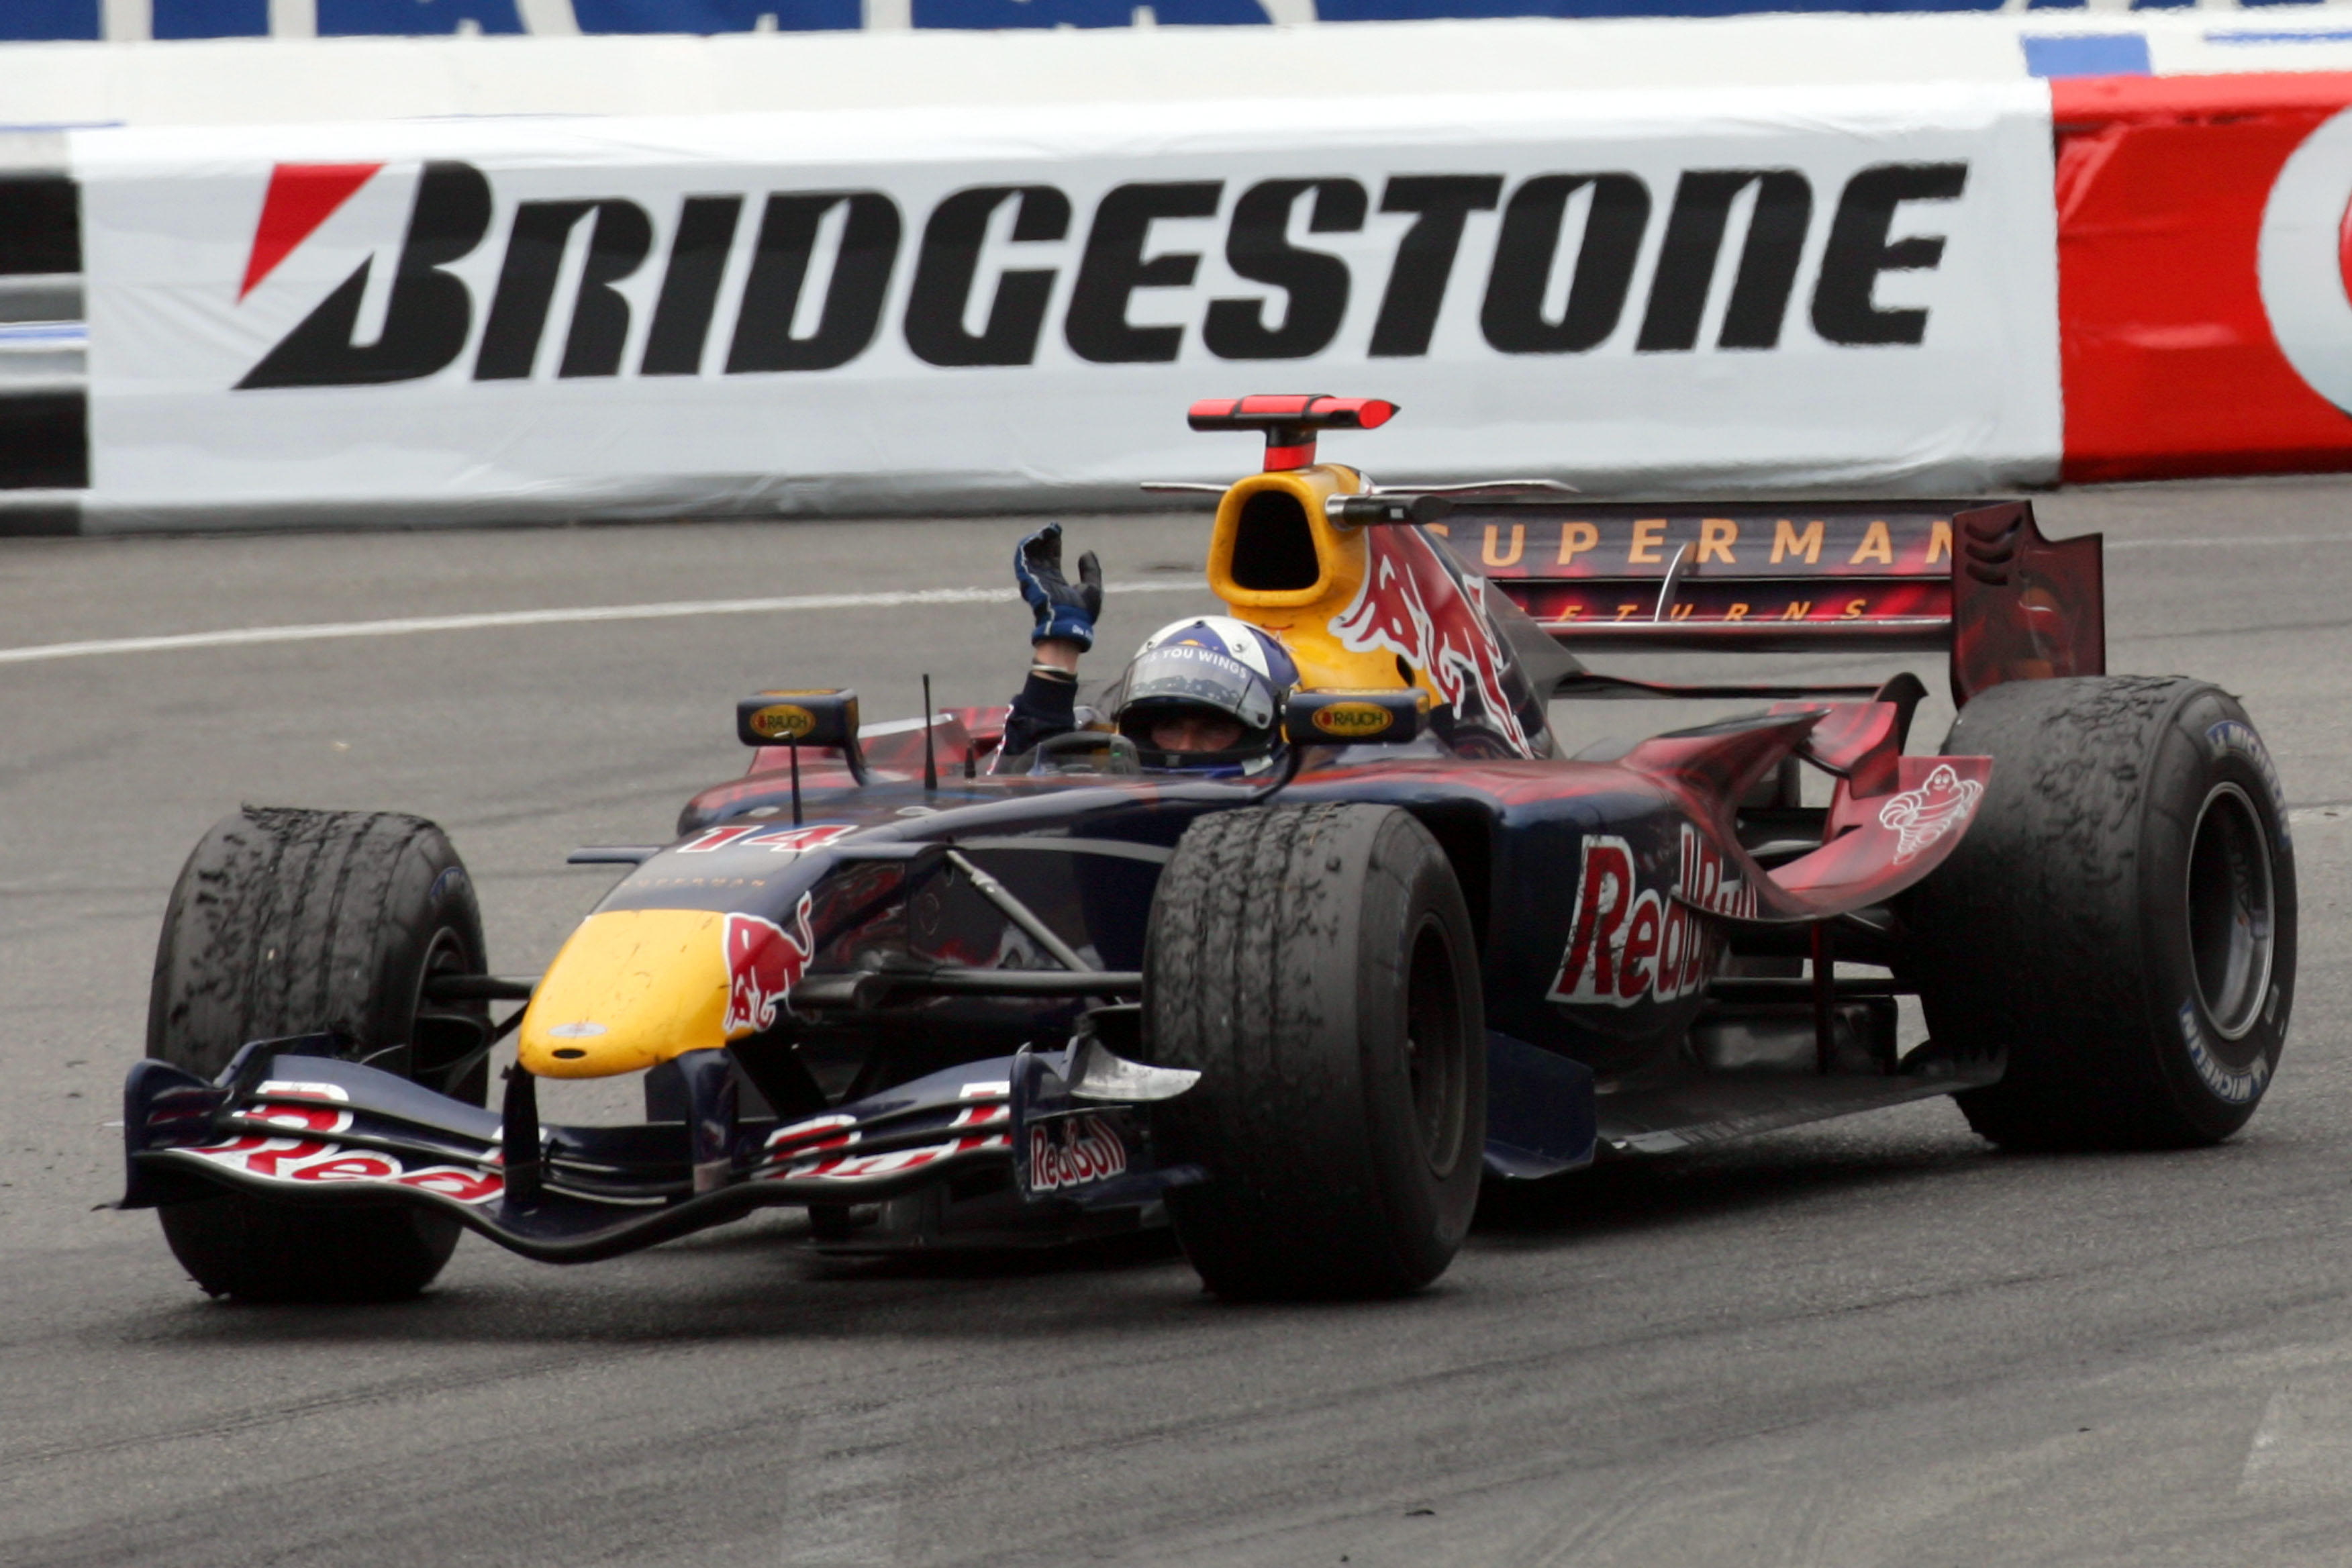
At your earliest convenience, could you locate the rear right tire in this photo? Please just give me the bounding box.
[1908,677,2296,1150]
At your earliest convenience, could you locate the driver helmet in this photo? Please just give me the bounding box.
[1115,617,1299,774]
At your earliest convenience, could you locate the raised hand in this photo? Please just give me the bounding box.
[1013,523,1104,650]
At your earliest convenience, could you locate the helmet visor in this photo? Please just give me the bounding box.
[1118,643,1276,731]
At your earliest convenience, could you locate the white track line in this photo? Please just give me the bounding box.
[8,534,2329,666]
[0,581,1206,667]
[2108,534,2350,549]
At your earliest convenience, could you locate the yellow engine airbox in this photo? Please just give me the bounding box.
[1208,467,1416,693]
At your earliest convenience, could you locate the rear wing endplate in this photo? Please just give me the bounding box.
[1443,500,2103,705]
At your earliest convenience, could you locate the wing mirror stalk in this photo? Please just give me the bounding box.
[735,690,867,816]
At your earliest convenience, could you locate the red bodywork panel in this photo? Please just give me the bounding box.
[1616,705,1990,924]
[2049,73,2352,482]
[1947,503,2106,705]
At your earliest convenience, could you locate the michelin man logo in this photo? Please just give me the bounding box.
[1878,763,1983,864]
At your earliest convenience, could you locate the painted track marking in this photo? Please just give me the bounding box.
[7,533,2330,667]
[2108,533,2351,549]
[0,581,1204,667]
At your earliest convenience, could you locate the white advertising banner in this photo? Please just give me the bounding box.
[71,83,2060,528]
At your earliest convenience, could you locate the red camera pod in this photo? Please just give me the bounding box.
[1187,395,1398,471]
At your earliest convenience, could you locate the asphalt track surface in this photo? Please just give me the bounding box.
[6,481,2352,1568]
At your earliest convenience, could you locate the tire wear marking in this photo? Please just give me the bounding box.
[1026,1114,1130,1193]
[1877,762,1984,863]
[1549,832,1720,1006]
[2177,1000,2271,1105]
[2207,720,2292,846]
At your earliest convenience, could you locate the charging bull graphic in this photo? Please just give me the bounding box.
[1332,528,1538,757]
[722,893,818,1038]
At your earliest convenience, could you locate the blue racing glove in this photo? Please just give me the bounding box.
[1014,523,1104,650]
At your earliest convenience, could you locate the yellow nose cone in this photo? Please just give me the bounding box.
[518,908,735,1078]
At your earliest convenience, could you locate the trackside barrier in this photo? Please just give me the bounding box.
[14,15,2352,133]
[0,138,85,537]
[19,37,2352,530]
[2052,72,2352,483]
[65,85,2064,531]
[22,0,2352,42]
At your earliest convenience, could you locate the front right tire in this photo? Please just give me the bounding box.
[148,806,491,1302]
[1144,803,1486,1300]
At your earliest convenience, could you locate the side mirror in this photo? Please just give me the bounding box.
[1283,688,1430,746]
[737,689,860,748]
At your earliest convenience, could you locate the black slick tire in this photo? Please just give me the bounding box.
[1908,677,2296,1150]
[1144,803,1486,1300]
[147,806,491,1302]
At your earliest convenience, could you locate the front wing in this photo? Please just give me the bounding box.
[119,1035,1197,1265]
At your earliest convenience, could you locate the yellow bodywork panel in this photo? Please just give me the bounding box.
[1209,464,1424,696]
[518,908,735,1079]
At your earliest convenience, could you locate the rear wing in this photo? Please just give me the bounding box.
[1442,499,2104,705]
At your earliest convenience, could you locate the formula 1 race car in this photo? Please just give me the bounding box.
[119,395,2297,1302]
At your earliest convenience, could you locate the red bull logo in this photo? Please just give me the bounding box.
[1676,823,1759,921]
[1547,834,1721,1008]
[1026,1114,1130,1194]
[1332,528,1534,756]
[722,893,817,1038]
